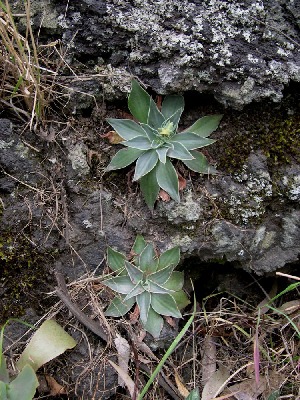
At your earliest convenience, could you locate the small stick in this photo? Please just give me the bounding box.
[276,272,300,281]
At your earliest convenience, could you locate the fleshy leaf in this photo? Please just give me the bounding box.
[106,147,144,171]
[133,150,158,181]
[161,95,184,121]
[151,293,182,318]
[17,320,76,372]
[184,114,223,137]
[147,280,173,294]
[0,382,7,400]
[148,264,175,285]
[107,119,147,140]
[171,290,190,310]
[164,271,184,291]
[103,276,136,294]
[182,150,216,174]
[132,235,147,255]
[167,141,194,160]
[156,146,169,164]
[148,99,165,128]
[124,136,151,150]
[139,164,160,209]
[136,291,151,325]
[144,306,164,338]
[138,244,157,273]
[124,261,143,284]
[105,295,135,317]
[7,365,39,400]
[140,123,158,141]
[156,159,180,202]
[107,247,125,272]
[124,281,145,301]
[0,354,9,383]
[185,388,200,400]
[170,132,215,150]
[157,247,180,271]
[128,80,151,124]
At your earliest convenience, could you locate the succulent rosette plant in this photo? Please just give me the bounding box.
[103,235,190,338]
[106,79,222,208]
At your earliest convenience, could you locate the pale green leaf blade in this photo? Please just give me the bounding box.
[103,276,135,294]
[186,388,200,400]
[124,261,143,284]
[156,159,179,202]
[124,136,151,150]
[0,382,7,400]
[148,264,175,285]
[105,295,135,317]
[157,247,180,271]
[172,290,190,310]
[140,164,160,209]
[107,247,125,272]
[170,132,215,150]
[17,320,77,372]
[140,123,158,141]
[147,281,172,294]
[151,293,182,318]
[164,271,184,291]
[161,95,184,120]
[147,99,165,128]
[128,80,151,123]
[124,282,145,301]
[133,150,158,181]
[144,306,163,338]
[107,119,147,140]
[106,147,144,171]
[182,150,216,174]
[167,141,194,160]
[8,365,38,400]
[139,244,157,273]
[136,291,151,325]
[0,354,9,383]
[132,235,147,255]
[184,114,223,137]
[156,146,169,164]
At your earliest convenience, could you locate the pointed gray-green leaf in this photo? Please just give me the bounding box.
[106,147,144,171]
[156,146,169,164]
[124,260,143,284]
[167,141,194,160]
[0,382,7,400]
[133,149,158,181]
[103,276,135,294]
[165,107,184,131]
[186,388,200,400]
[107,118,147,140]
[147,99,165,129]
[124,136,151,150]
[148,264,175,286]
[164,271,184,291]
[128,79,151,124]
[105,295,135,317]
[107,247,125,273]
[157,247,180,271]
[147,280,172,294]
[161,95,184,120]
[138,243,157,273]
[140,164,160,209]
[172,290,190,310]
[184,114,223,137]
[141,123,158,141]
[0,354,9,383]
[132,234,147,255]
[8,365,39,400]
[156,159,179,202]
[170,132,215,150]
[151,293,182,318]
[182,150,216,174]
[124,281,145,301]
[136,291,151,325]
[144,306,163,338]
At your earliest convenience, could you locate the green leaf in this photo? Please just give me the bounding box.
[132,235,147,255]
[0,354,9,383]
[136,291,151,325]
[157,247,180,271]
[107,247,125,272]
[147,99,165,128]
[171,289,190,310]
[0,381,8,400]
[161,95,184,121]
[138,244,157,273]
[17,320,77,372]
[140,123,158,141]
[144,306,163,338]
[124,281,145,301]
[106,147,144,171]
[170,132,215,150]
[156,146,169,164]
[133,150,158,181]
[167,141,194,160]
[184,114,223,137]
[147,280,173,294]
[128,80,151,124]
[151,293,182,318]
[124,261,143,284]
[182,150,216,174]
[139,164,160,209]
[103,276,135,294]
[107,119,147,140]
[156,159,179,202]
[105,295,135,317]
[124,136,151,150]
[185,388,200,400]
[8,365,38,400]
[164,271,184,291]
[148,264,175,285]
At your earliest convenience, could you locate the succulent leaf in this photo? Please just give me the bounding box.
[157,247,180,271]
[124,281,145,301]
[0,354,9,383]
[147,280,173,294]
[167,141,194,160]
[132,234,147,255]
[156,159,179,202]
[103,276,136,294]
[107,118,147,140]
[124,136,152,150]
[148,264,175,285]
[171,290,190,310]
[140,123,158,141]
[148,99,165,128]
[105,295,135,317]
[128,79,151,123]
[136,291,151,325]
[0,382,7,400]
[156,146,170,164]
[161,95,184,121]
[151,293,182,318]
[139,165,160,209]
[144,306,164,338]
[170,132,215,150]
[7,365,39,400]
[106,147,144,171]
[138,244,157,273]
[133,149,158,181]
[107,247,126,273]
[182,150,215,174]
[184,114,223,137]
[164,271,184,291]
[124,261,143,284]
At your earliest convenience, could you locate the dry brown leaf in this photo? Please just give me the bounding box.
[174,369,189,397]
[165,316,176,328]
[45,375,66,396]
[201,335,217,385]
[159,189,170,202]
[277,299,300,315]
[178,174,187,191]
[227,376,267,400]
[201,365,230,400]
[130,304,140,323]
[101,130,124,144]
[108,360,139,398]
[114,334,130,387]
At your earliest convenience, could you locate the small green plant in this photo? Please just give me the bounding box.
[106,79,222,208]
[103,235,190,338]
